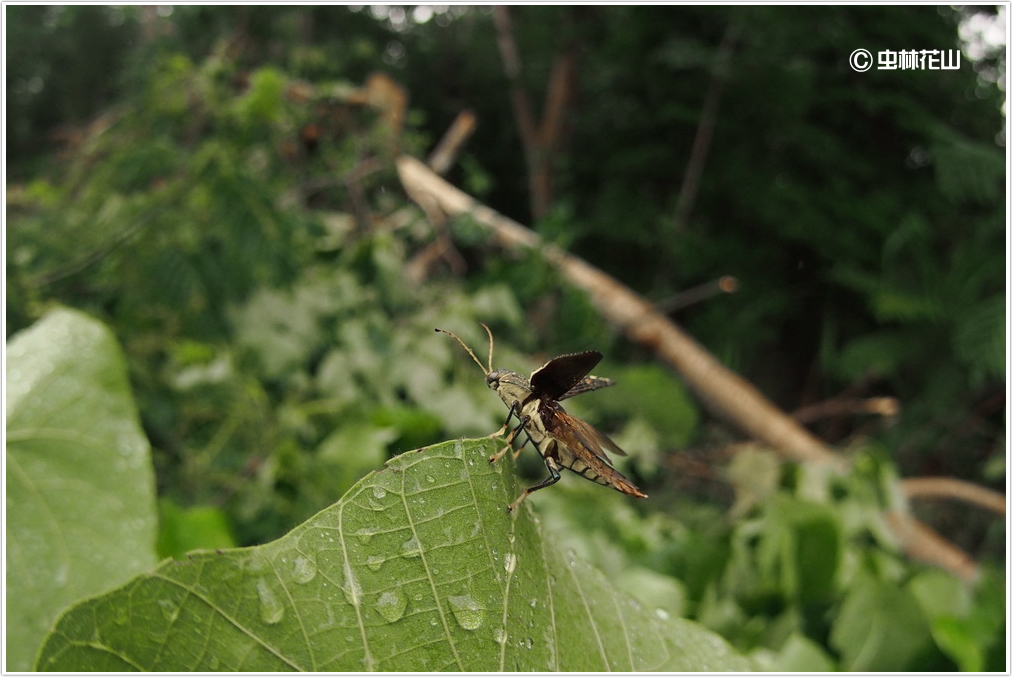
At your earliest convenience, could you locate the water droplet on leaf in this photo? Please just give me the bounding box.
[256,578,285,624]
[291,554,317,584]
[366,555,385,571]
[374,590,407,623]
[448,595,484,630]
[354,526,378,542]
[504,553,517,574]
[401,536,421,558]
[157,599,180,623]
[114,606,129,625]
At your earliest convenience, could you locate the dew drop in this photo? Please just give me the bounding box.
[157,598,180,624]
[655,607,670,620]
[448,594,484,630]
[401,536,422,558]
[492,626,508,645]
[529,598,538,609]
[113,605,129,626]
[53,563,70,588]
[354,526,378,542]
[372,485,387,499]
[374,590,407,623]
[366,555,385,571]
[425,474,435,483]
[256,578,285,624]
[319,603,336,631]
[291,554,317,584]
[241,555,267,573]
[504,553,517,574]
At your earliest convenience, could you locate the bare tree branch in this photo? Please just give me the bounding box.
[397,153,841,469]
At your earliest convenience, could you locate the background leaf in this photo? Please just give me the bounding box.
[6,308,158,671]
[36,438,749,671]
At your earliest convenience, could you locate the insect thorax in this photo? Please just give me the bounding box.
[486,368,554,454]
[486,369,532,408]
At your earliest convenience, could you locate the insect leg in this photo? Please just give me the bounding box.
[490,405,513,438]
[513,420,538,461]
[491,414,530,464]
[507,455,561,513]
[489,403,527,464]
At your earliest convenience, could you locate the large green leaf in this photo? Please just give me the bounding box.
[6,308,158,671]
[830,573,934,671]
[36,438,749,671]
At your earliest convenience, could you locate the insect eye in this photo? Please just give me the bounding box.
[485,372,499,387]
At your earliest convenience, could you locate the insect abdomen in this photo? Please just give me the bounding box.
[563,453,644,496]
[566,457,608,485]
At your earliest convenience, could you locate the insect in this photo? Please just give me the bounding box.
[436,324,647,512]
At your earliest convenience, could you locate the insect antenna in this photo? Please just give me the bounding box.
[435,323,495,375]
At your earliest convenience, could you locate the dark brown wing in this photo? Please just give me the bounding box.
[558,374,615,401]
[553,408,628,458]
[530,351,602,401]
[544,406,645,497]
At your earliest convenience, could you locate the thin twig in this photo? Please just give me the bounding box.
[492,7,537,155]
[492,7,577,219]
[35,220,148,287]
[427,109,478,176]
[656,275,739,312]
[902,477,1006,516]
[673,23,741,230]
[792,396,900,425]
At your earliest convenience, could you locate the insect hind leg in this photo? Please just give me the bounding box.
[508,455,561,512]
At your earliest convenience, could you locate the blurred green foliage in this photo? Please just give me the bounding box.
[5,5,1005,671]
